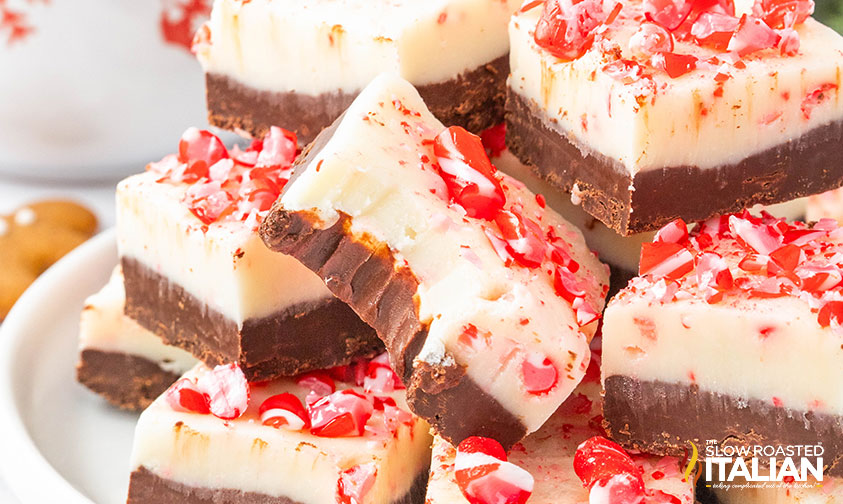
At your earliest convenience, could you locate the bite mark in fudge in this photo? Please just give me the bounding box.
[117,127,381,382]
[260,74,610,448]
[127,359,431,504]
[195,0,520,143]
[425,352,696,504]
[507,0,843,234]
[603,211,843,477]
[76,267,197,411]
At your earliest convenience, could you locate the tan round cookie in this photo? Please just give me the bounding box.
[0,200,98,320]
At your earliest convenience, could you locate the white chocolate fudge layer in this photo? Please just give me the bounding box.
[604,212,843,416]
[509,3,843,173]
[270,74,609,442]
[116,161,331,325]
[426,368,695,504]
[79,267,196,374]
[197,0,520,95]
[129,363,431,503]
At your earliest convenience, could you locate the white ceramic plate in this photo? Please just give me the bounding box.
[0,230,134,504]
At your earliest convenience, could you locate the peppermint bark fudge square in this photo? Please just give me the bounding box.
[426,349,697,504]
[76,267,197,411]
[260,74,610,449]
[117,127,381,383]
[127,358,431,504]
[602,212,843,477]
[194,0,520,144]
[507,0,843,235]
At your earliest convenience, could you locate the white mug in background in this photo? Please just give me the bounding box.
[0,0,211,181]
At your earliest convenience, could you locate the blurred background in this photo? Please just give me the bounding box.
[816,1,843,32]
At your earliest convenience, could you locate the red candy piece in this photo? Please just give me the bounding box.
[337,463,378,504]
[799,264,843,293]
[574,436,645,504]
[644,0,694,30]
[534,0,618,62]
[363,353,404,394]
[695,252,733,303]
[455,437,534,504]
[654,219,689,244]
[629,22,674,57]
[521,352,559,395]
[729,215,783,255]
[639,241,694,281]
[309,389,374,437]
[434,126,506,220]
[818,301,843,328]
[480,123,507,158]
[256,126,297,170]
[495,209,547,268]
[164,378,210,414]
[691,12,740,50]
[196,363,250,420]
[259,393,309,431]
[296,372,336,397]
[753,0,814,29]
[768,243,801,273]
[178,127,229,175]
[801,83,839,120]
[184,180,236,225]
[727,14,780,56]
[656,52,698,79]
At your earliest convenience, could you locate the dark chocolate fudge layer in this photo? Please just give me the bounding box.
[122,257,382,382]
[207,55,508,145]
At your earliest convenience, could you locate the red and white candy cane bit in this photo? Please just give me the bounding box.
[196,363,251,420]
[574,436,645,504]
[296,371,337,397]
[178,127,229,173]
[363,353,404,393]
[259,393,309,431]
[728,214,783,256]
[654,219,688,245]
[494,208,547,269]
[309,389,374,438]
[337,462,378,504]
[164,378,210,414]
[639,241,694,281]
[256,126,298,170]
[433,126,506,221]
[520,352,559,396]
[455,437,534,504]
[727,14,781,57]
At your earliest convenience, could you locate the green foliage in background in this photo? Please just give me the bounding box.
[816,0,843,33]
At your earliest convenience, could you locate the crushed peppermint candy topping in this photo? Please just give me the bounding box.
[532,0,815,81]
[574,436,646,504]
[632,211,843,328]
[163,354,417,438]
[148,126,297,229]
[428,127,605,328]
[454,437,534,504]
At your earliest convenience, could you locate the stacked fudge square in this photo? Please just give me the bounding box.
[72,0,843,503]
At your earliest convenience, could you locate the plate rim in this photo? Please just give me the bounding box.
[0,229,117,504]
